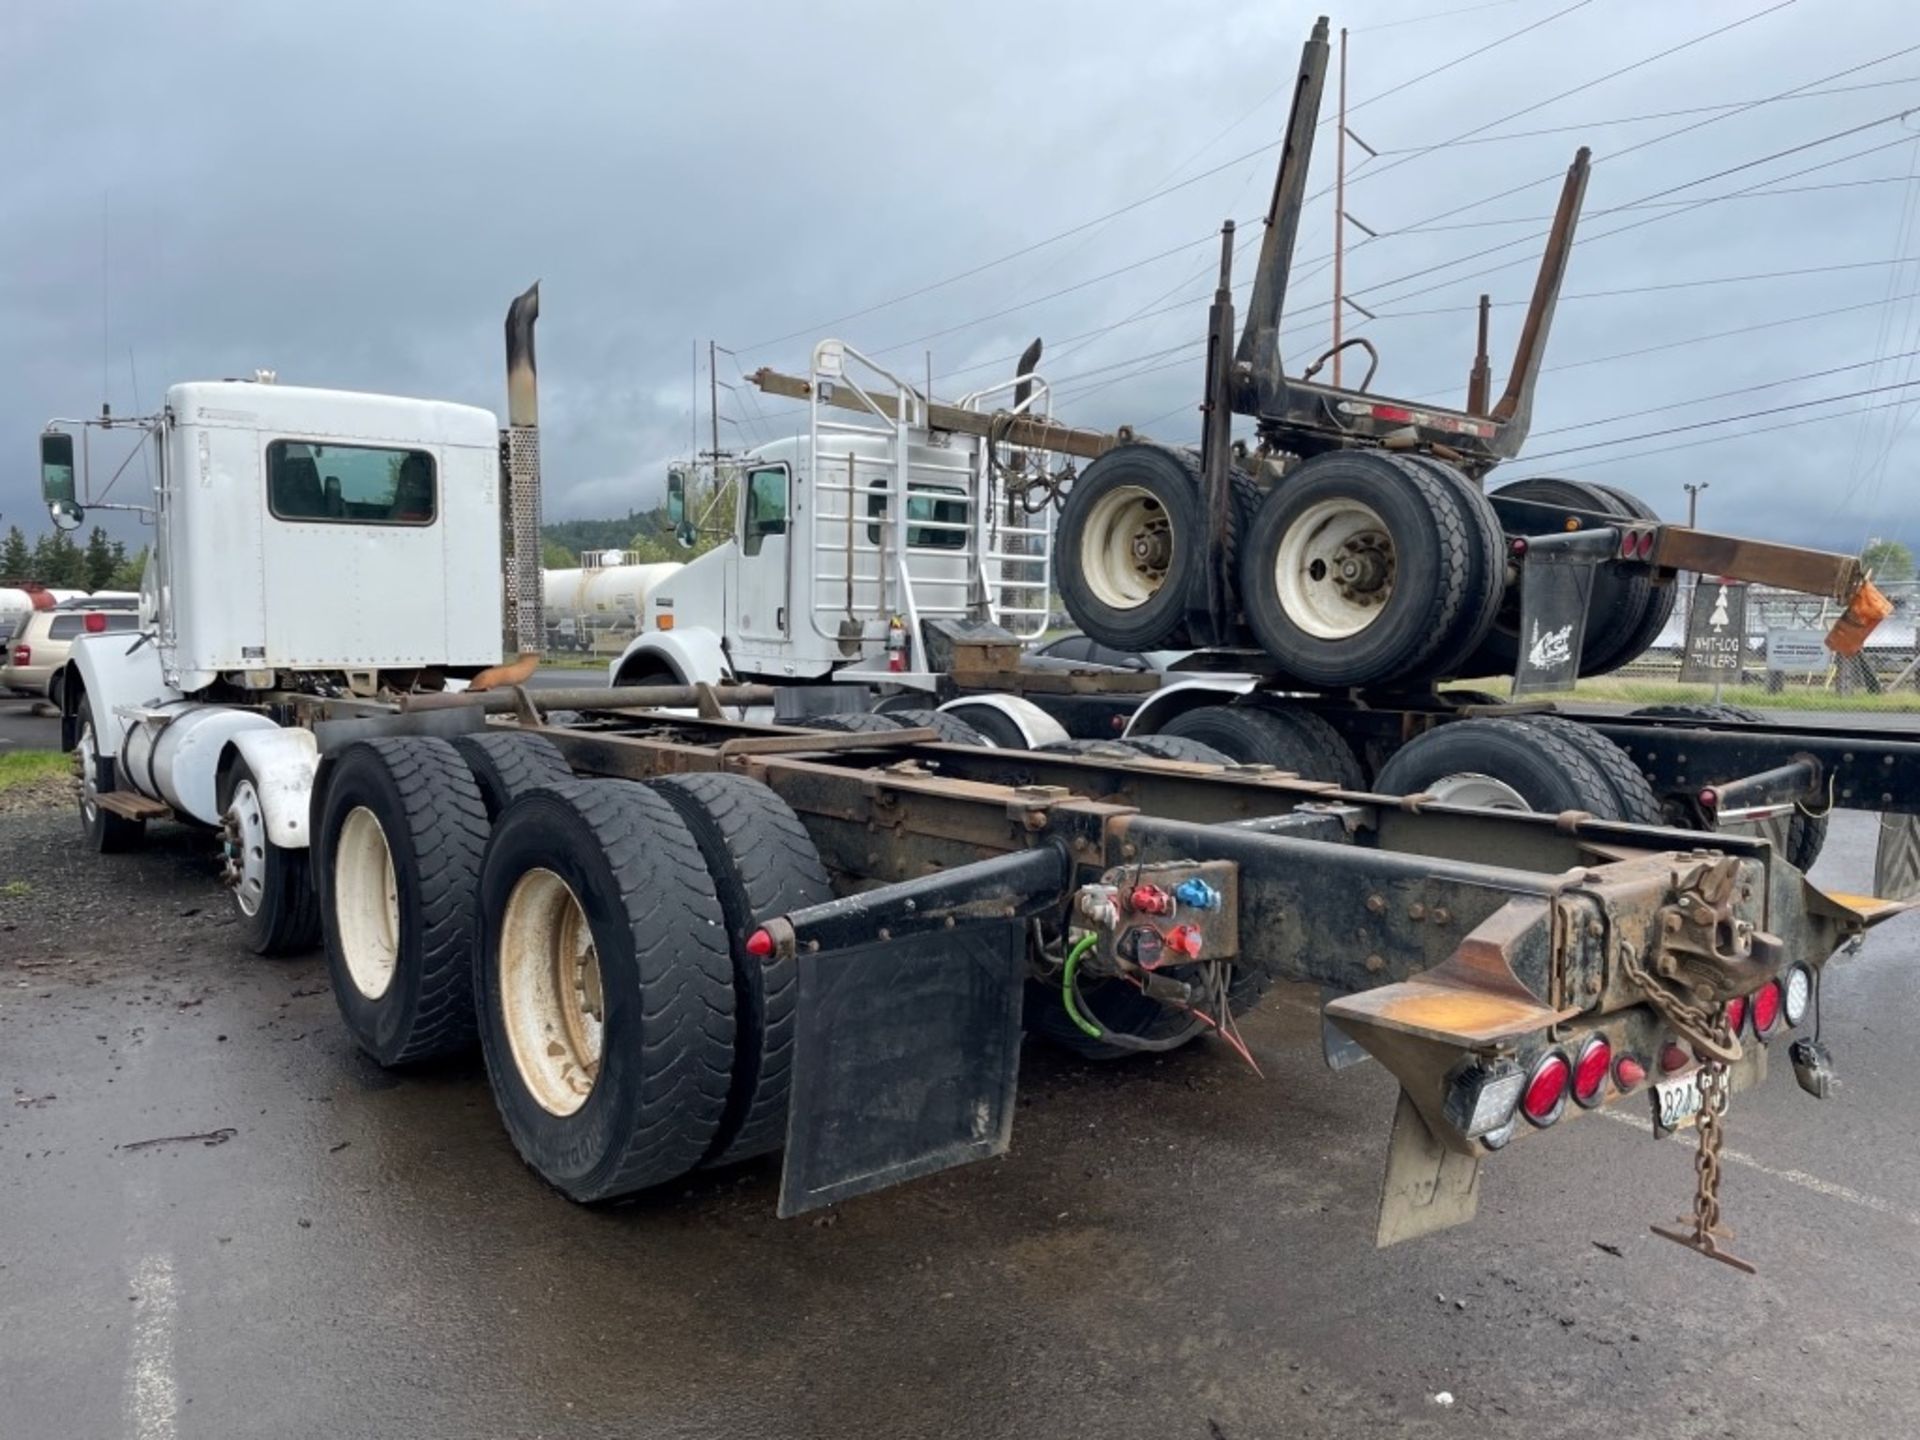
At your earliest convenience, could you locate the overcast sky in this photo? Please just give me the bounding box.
[3,0,1916,553]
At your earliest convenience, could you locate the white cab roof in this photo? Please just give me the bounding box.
[166,381,498,449]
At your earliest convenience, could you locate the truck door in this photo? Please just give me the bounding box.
[732,462,792,650]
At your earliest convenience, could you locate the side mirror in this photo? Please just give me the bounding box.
[40,431,77,507]
[666,469,686,525]
[675,518,697,549]
[49,498,85,532]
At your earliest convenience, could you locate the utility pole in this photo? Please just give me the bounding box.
[1684,481,1708,528]
[708,339,721,464]
[1333,26,1347,389]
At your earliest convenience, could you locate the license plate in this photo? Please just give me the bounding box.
[1652,1070,1704,1135]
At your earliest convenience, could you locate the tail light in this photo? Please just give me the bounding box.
[1751,979,1783,1038]
[1724,994,1748,1036]
[1614,1054,1648,1090]
[1444,1059,1526,1140]
[84,612,107,633]
[10,645,27,666]
[1521,1050,1571,1127]
[1572,1035,1611,1107]
[1782,964,1813,1027]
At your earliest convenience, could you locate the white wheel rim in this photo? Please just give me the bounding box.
[1273,497,1395,640]
[1081,485,1173,610]
[222,778,269,917]
[78,721,99,824]
[1426,772,1532,811]
[498,868,603,1117]
[335,807,400,999]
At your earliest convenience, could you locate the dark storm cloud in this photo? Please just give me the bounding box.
[2,0,1915,551]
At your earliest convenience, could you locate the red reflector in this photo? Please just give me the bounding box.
[1572,1036,1611,1106]
[1522,1052,1570,1126]
[1751,979,1782,1037]
[1509,538,1528,556]
[1660,1041,1692,1073]
[744,928,775,959]
[1614,1055,1647,1090]
[84,611,108,633]
[1372,404,1412,423]
[1698,788,1718,811]
[1110,715,1126,732]
[1724,994,1747,1035]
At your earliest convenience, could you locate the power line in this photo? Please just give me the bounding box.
[1369,74,1920,153]
[1319,40,1920,268]
[1374,254,1920,320]
[1397,285,1920,400]
[1509,387,1920,474]
[733,150,1277,353]
[1343,122,1920,319]
[1388,172,1920,233]
[824,46,1920,423]
[1338,0,1597,124]
[1520,375,1920,462]
[1351,0,1528,34]
[1049,262,1920,412]
[1317,1,1800,202]
[1533,346,1920,437]
[868,230,1230,359]
[736,0,1597,354]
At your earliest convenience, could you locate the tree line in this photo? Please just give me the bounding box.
[1,525,147,591]
[540,469,735,567]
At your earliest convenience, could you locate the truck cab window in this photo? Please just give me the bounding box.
[742,466,788,557]
[865,484,968,549]
[268,441,436,525]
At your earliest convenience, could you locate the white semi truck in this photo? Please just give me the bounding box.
[36,282,1920,1272]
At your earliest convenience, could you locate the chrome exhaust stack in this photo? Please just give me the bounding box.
[503,282,544,658]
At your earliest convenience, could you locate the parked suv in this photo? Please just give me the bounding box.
[1,607,142,707]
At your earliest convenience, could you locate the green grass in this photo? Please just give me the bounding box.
[1444,678,1920,713]
[0,750,73,794]
[1,880,29,898]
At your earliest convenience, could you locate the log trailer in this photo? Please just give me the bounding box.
[35,281,1920,1270]
[595,15,1910,897]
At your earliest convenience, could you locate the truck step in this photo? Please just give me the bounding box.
[96,792,172,821]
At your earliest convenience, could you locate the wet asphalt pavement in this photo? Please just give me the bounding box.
[3,800,1919,1438]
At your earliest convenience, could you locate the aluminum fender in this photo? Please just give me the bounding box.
[65,632,174,755]
[608,628,732,688]
[224,728,320,848]
[938,694,1070,749]
[1123,676,1261,737]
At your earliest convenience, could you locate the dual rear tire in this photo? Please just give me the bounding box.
[1058,448,1505,687]
[313,732,835,1202]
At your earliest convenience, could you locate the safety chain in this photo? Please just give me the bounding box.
[1650,1007,1756,1273]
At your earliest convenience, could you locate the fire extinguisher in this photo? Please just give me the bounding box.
[886,614,908,673]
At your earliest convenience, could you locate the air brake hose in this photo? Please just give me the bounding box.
[1062,933,1104,1038]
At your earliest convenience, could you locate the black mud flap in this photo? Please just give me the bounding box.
[1510,549,1596,696]
[778,918,1025,1217]
[1375,1089,1482,1247]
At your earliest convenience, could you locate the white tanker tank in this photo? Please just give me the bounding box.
[541,551,682,652]
[1,586,93,636]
